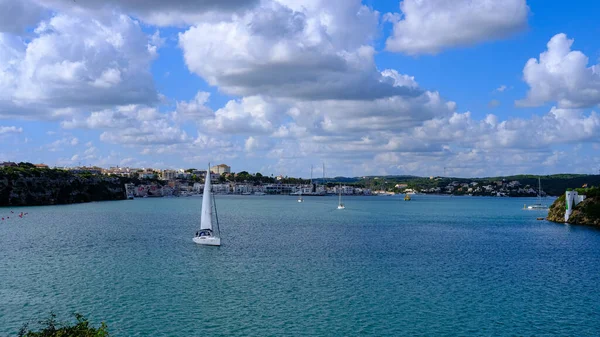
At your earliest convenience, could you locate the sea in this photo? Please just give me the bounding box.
[1,195,600,336]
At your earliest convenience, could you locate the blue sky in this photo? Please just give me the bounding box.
[0,0,599,177]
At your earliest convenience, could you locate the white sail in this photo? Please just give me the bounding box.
[200,167,213,230]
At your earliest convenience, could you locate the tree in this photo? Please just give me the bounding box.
[18,313,109,337]
[237,171,251,182]
[18,162,35,168]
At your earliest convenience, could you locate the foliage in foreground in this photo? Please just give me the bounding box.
[17,313,108,337]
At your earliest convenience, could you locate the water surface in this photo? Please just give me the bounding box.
[1,195,600,336]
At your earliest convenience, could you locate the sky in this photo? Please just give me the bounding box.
[0,0,600,178]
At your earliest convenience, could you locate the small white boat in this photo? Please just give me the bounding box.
[193,163,221,246]
[254,192,266,196]
[525,177,548,210]
[337,184,345,209]
[298,189,303,203]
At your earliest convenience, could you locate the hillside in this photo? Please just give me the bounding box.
[547,187,600,226]
[319,174,600,196]
[0,164,133,206]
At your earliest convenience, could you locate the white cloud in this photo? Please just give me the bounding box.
[61,104,189,146]
[409,107,600,150]
[179,0,419,101]
[204,96,283,134]
[171,91,213,123]
[289,90,456,135]
[385,0,529,55]
[516,33,600,109]
[0,12,158,120]
[0,125,23,134]
[34,0,260,26]
[495,85,508,93]
[0,0,46,33]
[100,120,191,146]
[244,136,269,153]
[62,105,160,129]
[44,136,80,152]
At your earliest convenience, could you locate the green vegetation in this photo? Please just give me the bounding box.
[213,171,311,185]
[0,164,152,206]
[313,174,600,196]
[18,313,109,337]
[547,186,600,226]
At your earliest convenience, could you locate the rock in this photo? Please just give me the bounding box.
[0,168,129,206]
[546,194,566,223]
[547,193,600,226]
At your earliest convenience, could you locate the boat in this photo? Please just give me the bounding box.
[242,192,252,195]
[404,194,411,201]
[337,184,345,209]
[193,164,221,246]
[526,177,548,210]
[298,189,303,203]
[254,191,265,196]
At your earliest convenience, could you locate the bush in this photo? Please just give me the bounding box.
[18,313,109,337]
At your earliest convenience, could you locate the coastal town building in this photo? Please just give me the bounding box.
[68,166,102,174]
[161,170,178,181]
[210,164,231,175]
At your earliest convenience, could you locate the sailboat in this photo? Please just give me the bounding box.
[298,187,303,203]
[337,184,345,209]
[193,164,221,246]
[526,177,548,210]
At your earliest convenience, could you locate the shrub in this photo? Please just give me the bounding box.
[18,313,109,337]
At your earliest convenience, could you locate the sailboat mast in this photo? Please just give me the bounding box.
[323,162,326,194]
[538,177,542,203]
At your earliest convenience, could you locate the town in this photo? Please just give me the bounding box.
[0,162,373,198]
[2,161,594,199]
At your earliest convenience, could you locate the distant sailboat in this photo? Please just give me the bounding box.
[298,188,303,203]
[337,184,345,209]
[526,177,548,210]
[193,164,221,246]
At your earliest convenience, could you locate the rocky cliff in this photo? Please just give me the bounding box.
[0,167,129,206]
[547,191,600,226]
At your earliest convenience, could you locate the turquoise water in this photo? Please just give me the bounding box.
[1,195,600,336]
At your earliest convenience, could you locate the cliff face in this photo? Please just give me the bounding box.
[547,194,600,226]
[566,197,600,226]
[547,195,566,223]
[0,168,127,206]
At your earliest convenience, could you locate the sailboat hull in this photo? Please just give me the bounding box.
[193,236,221,246]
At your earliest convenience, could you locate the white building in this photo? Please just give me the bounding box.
[235,184,253,194]
[212,184,231,194]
